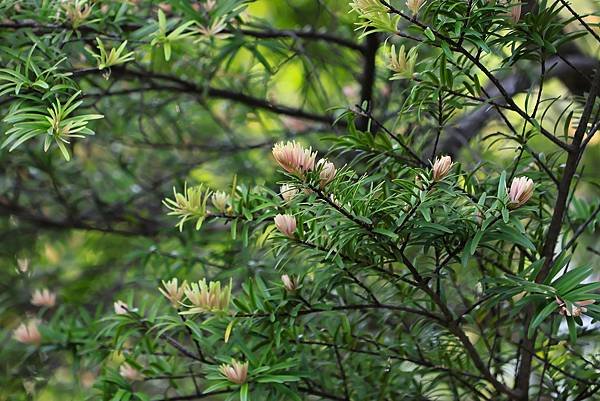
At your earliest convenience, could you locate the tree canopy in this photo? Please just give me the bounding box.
[1,1,600,400]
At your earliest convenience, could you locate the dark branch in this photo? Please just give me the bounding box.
[71,66,344,126]
[438,55,598,156]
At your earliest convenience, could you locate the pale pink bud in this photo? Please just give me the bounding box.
[274,214,296,238]
[508,176,534,208]
[23,380,35,395]
[219,359,248,384]
[114,300,129,315]
[31,289,56,308]
[556,297,595,317]
[80,371,96,388]
[432,155,453,181]
[318,159,337,187]
[281,274,299,292]
[281,116,309,132]
[158,3,172,13]
[120,363,144,381]
[211,191,230,213]
[13,320,41,346]
[280,184,299,202]
[159,278,187,307]
[342,84,359,101]
[203,0,216,12]
[406,0,424,15]
[509,3,522,23]
[572,300,594,317]
[272,141,317,175]
[17,258,29,273]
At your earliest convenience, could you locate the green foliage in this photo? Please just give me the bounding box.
[1,0,599,401]
[2,91,103,160]
[0,45,103,160]
[350,0,401,37]
[150,9,196,62]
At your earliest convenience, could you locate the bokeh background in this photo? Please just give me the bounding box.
[1,0,599,399]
